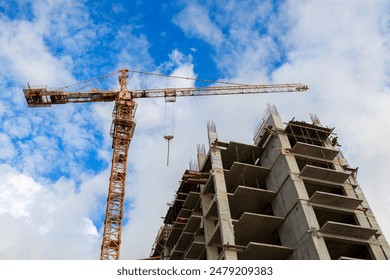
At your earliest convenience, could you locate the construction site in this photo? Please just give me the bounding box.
[150,105,390,260]
[23,70,390,260]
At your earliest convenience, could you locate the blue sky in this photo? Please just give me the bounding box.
[0,0,390,259]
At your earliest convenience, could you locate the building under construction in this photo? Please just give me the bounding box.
[150,105,390,260]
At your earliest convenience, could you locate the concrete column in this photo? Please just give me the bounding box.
[201,187,219,259]
[207,122,237,260]
[197,144,207,170]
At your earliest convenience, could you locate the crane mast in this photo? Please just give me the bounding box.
[23,68,308,260]
[100,69,136,260]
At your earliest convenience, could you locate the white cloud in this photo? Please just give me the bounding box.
[111,3,125,14]
[0,0,108,259]
[172,3,224,47]
[115,26,154,70]
[84,217,99,237]
[0,0,101,87]
[278,0,389,87]
[0,164,108,259]
[0,18,74,86]
[0,101,5,118]
[33,0,97,54]
[2,116,31,139]
[0,134,17,160]
[149,49,196,89]
[0,0,112,176]
[0,164,41,217]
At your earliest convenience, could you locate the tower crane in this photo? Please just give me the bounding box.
[23,68,308,260]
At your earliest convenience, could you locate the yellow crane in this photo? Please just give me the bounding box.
[23,68,308,260]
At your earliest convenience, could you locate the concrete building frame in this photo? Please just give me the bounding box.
[150,106,390,260]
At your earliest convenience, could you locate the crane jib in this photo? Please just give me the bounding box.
[24,84,308,107]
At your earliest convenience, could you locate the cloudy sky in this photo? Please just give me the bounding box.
[0,0,389,260]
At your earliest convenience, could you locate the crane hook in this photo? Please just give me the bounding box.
[164,95,175,166]
[164,135,174,166]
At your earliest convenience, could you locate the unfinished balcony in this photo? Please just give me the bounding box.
[220,142,264,170]
[285,120,334,147]
[224,162,269,193]
[309,191,363,211]
[314,207,377,241]
[164,207,192,248]
[228,186,276,220]
[236,242,293,260]
[324,238,375,260]
[233,212,283,245]
[291,141,339,161]
[320,221,377,240]
[300,165,351,184]
[184,240,206,259]
[168,214,204,260]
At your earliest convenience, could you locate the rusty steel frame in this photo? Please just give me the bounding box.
[23,83,308,108]
[100,70,136,260]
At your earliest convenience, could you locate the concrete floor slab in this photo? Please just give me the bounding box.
[184,215,202,233]
[225,162,269,193]
[237,242,293,260]
[300,165,351,183]
[166,227,183,246]
[320,221,377,239]
[170,250,184,260]
[183,192,200,209]
[233,212,284,245]
[228,186,276,219]
[221,142,264,169]
[292,142,339,161]
[184,241,205,259]
[309,191,363,210]
[174,231,193,251]
[205,196,218,219]
[178,208,192,220]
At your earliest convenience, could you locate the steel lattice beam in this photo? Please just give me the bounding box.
[100,98,135,260]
